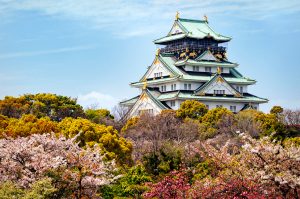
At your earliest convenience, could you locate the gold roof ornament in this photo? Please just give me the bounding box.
[143,80,147,90]
[217,67,221,74]
[175,11,180,20]
[156,48,160,56]
[203,14,208,22]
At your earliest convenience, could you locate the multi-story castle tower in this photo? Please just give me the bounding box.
[121,13,268,117]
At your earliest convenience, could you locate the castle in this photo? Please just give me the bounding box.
[121,13,268,117]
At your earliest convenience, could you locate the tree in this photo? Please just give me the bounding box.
[0,94,85,121]
[235,110,262,138]
[0,133,117,198]
[270,105,284,115]
[188,133,300,198]
[58,117,133,165]
[121,116,139,134]
[255,112,285,138]
[201,107,233,127]
[176,100,208,119]
[85,108,114,125]
[101,165,152,198]
[0,114,58,138]
[198,107,233,139]
[143,170,190,199]
[282,109,300,126]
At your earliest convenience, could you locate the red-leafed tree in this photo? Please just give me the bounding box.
[143,170,190,199]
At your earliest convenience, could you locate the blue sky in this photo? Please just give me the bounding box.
[0,0,299,112]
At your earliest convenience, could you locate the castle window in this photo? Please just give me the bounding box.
[184,83,192,90]
[230,106,237,112]
[171,84,176,91]
[214,90,225,95]
[205,67,211,72]
[236,86,243,93]
[154,72,163,78]
[170,100,176,107]
[193,66,200,72]
[216,105,223,108]
[161,85,166,92]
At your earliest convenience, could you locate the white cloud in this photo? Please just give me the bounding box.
[0,0,299,37]
[0,45,95,59]
[77,91,118,110]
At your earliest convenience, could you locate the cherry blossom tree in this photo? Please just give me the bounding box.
[0,133,118,198]
[189,133,300,198]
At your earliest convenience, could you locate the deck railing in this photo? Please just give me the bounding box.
[160,43,226,53]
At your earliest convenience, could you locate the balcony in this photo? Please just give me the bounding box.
[160,43,226,54]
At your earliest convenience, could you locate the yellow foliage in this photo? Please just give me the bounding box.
[58,117,132,165]
[0,114,58,138]
[121,117,139,134]
[201,107,233,126]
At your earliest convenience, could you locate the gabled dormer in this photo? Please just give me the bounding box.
[168,21,185,35]
[125,87,167,118]
[195,50,218,62]
[140,53,178,81]
[194,68,242,97]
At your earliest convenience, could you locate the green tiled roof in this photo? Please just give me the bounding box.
[154,33,186,44]
[158,55,183,76]
[132,54,255,87]
[194,73,242,96]
[145,89,168,110]
[132,72,256,87]
[175,59,238,67]
[120,95,139,106]
[157,91,268,103]
[154,18,231,44]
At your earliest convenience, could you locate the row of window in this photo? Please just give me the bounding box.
[214,90,225,95]
[160,84,192,92]
[184,83,192,90]
[138,104,257,114]
[138,109,154,115]
[182,66,224,73]
[154,72,163,78]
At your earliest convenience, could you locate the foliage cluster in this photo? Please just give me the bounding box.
[0,95,300,198]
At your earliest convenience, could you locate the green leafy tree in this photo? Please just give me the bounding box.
[255,112,285,138]
[23,178,57,199]
[176,100,208,119]
[101,165,152,198]
[85,108,114,124]
[0,93,85,121]
[0,181,25,199]
[199,107,233,139]
[270,105,284,115]
[201,107,233,126]
[0,178,57,199]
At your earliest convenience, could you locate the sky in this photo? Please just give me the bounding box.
[0,0,299,112]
